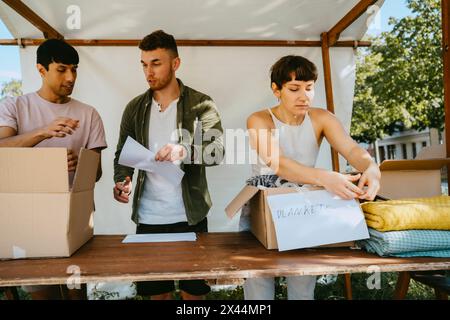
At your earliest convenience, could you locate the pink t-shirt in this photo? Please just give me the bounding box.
[0,92,107,186]
[0,92,107,154]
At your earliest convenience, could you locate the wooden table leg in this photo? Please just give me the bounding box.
[4,287,20,300]
[435,288,449,300]
[344,274,352,300]
[394,271,411,299]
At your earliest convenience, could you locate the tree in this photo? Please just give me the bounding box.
[0,79,22,100]
[351,48,394,143]
[351,0,443,143]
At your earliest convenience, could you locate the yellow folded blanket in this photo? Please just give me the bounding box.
[361,196,450,232]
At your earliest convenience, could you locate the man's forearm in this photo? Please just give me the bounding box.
[0,129,47,147]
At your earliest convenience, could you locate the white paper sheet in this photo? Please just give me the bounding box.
[118,136,185,186]
[122,232,197,243]
[267,190,369,251]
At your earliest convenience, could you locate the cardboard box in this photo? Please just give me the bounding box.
[226,186,357,250]
[378,145,450,199]
[0,148,99,259]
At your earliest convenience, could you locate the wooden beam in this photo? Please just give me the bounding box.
[0,38,372,47]
[321,32,340,172]
[443,0,450,194]
[2,0,63,39]
[335,40,372,47]
[327,0,378,47]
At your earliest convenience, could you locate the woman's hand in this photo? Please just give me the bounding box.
[320,171,365,200]
[357,163,381,200]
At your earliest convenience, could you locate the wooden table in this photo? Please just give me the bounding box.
[1,232,449,287]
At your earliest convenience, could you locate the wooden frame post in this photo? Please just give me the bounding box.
[321,0,380,172]
[321,32,340,172]
[443,0,450,193]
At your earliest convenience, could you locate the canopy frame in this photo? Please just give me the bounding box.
[0,0,448,178]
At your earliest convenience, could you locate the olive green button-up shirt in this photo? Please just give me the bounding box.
[114,79,224,225]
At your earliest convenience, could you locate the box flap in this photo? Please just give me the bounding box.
[0,148,68,193]
[0,193,70,259]
[225,185,260,218]
[265,185,323,196]
[379,171,442,199]
[68,190,94,255]
[265,187,298,195]
[415,144,445,159]
[72,148,100,192]
[379,158,450,171]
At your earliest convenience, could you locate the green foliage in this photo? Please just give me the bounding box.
[0,272,442,300]
[314,273,435,300]
[0,79,22,101]
[90,289,120,300]
[206,286,245,300]
[203,273,437,300]
[351,0,444,143]
[351,50,392,143]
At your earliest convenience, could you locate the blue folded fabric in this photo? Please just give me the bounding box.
[358,228,450,258]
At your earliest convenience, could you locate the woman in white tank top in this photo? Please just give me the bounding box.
[244,55,381,300]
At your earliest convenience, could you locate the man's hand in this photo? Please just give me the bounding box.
[357,163,381,201]
[113,176,132,203]
[155,143,187,162]
[67,149,78,172]
[321,171,365,200]
[40,117,79,139]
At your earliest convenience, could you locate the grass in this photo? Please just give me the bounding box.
[206,272,441,300]
[1,272,446,300]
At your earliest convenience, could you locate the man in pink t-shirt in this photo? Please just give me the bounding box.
[0,39,107,299]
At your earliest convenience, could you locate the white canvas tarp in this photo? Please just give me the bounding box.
[0,0,383,233]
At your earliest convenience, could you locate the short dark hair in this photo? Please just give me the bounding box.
[139,30,179,57]
[270,55,318,89]
[36,39,79,70]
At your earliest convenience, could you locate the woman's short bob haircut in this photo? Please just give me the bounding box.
[270,55,318,89]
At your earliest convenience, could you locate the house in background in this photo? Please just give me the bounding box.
[365,128,447,194]
[375,128,442,161]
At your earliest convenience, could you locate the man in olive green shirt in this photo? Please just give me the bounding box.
[113,30,224,300]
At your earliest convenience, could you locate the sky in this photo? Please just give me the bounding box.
[367,0,412,36]
[0,0,412,84]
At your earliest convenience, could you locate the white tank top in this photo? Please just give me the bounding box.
[251,108,320,177]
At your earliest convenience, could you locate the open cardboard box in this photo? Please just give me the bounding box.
[226,186,357,250]
[225,145,449,250]
[0,148,99,259]
[378,144,450,199]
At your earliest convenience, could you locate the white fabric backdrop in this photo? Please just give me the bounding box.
[19,45,356,233]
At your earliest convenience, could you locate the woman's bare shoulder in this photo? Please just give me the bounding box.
[247,109,274,129]
[308,107,337,122]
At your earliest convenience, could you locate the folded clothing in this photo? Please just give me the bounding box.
[361,196,450,232]
[358,228,450,258]
[239,175,302,231]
